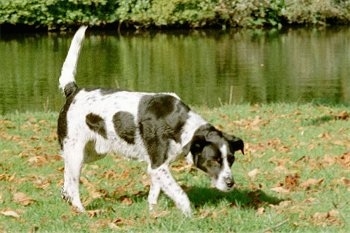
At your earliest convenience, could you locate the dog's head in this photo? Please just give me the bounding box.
[188,124,244,192]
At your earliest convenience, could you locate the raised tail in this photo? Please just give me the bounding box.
[59,26,87,97]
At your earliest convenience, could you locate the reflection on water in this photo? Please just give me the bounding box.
[1,28,350,114]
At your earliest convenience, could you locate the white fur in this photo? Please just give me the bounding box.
[214,144,234,192]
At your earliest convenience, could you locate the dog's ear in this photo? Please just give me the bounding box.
[223,133,244,155]
[182,135,209,167]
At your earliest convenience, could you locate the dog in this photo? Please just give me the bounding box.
[57,26,244,217]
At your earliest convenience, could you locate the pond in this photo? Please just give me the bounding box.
[1,27,350,114]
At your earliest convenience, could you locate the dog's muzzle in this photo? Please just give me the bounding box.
[212,176,235,192]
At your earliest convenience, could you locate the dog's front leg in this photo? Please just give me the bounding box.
[147,167,161,211]
[148,164,192,217]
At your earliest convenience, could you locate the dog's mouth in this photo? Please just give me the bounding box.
[211,177,235,192]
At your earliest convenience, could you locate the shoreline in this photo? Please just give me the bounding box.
[0,1,349,32]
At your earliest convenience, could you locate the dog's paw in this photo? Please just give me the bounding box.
[182,208,192,218]
[61,187,71,202]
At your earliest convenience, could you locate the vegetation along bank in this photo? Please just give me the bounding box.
[0,0,350,31]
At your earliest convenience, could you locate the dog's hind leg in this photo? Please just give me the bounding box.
[148,164,192,217]
[61,140,85,212]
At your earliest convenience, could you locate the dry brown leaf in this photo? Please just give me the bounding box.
[284,174,299,190]
[277,200,292,208]
[256,207,265,215]
[335,111,349,120]
[32,176,51,190]
[27,156,49,166]
[300,178,324,190]
[337,152,350,168]
[119,196,133,206]
[13,192,35,206]
[270,200,292,213]
[150,210,170,219]
[248,168,260,179]
[102,170,119,180]
[87,209,105,218]
[312,210,341,226]
[198,208,223,219]
[340,177,350,187]
[0,173,16,182]
[110,217,135,227]
[270,186,290,194]
[0,210,20,218]
[269,157,291,166]
[273,165,289,174]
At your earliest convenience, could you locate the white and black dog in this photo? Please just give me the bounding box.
[58,26,244,217]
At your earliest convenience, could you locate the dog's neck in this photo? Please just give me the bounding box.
[181,111,207,147]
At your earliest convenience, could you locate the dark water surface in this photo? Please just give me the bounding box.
[1,28,350,114]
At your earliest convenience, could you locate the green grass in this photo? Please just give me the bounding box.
[1,103,350,232]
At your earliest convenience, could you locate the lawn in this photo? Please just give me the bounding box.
[0,103,349,232]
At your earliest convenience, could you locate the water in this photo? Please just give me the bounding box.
[1,28,350,114]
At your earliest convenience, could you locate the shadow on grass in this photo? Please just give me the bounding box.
[86,186,283,211]
[187,187,283,209]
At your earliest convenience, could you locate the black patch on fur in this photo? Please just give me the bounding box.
[113,111,136,144]
[138,94,190,169]
[85,113,107,138]
[57,85,80,149]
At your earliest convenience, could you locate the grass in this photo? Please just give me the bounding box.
[0,103,350,232]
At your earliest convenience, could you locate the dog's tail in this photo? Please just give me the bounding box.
[59,26,87,97]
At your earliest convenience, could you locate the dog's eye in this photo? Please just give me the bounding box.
[215,157,222,164]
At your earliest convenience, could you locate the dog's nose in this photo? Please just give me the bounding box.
[225,178,235,188]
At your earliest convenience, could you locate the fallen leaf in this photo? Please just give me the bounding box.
[102,170,119,180]
[0,173,16,182]
[248,168,260,179]
[340,177,350,187]
[1,210,20,218]
[273,165,289,174]
[13,192,35,206]
[300,178,324,190]
[109,217,135,228]
[276,200,292,208]
[337,152,350,167]
[284,174,299,190]
[335,111,349,120]
[119,196,133,206]
[312,210,341,226]
[257,207,265,215]
[32,177,51,190]
[27,156,48,166]
[87,209,105,218]
[150,210,170,219]
[270,186,290,194]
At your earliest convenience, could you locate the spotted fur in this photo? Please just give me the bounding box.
[58,26,244,217]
